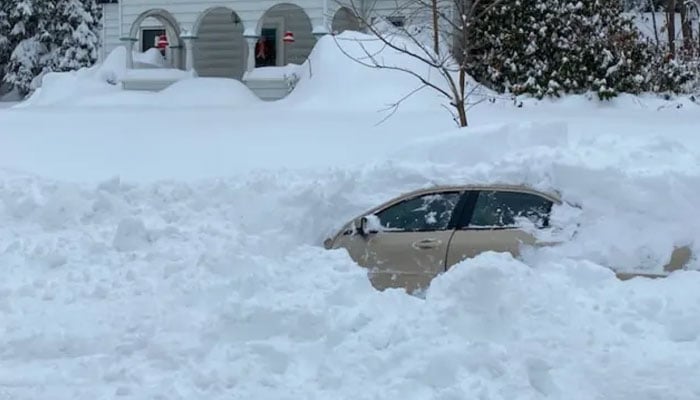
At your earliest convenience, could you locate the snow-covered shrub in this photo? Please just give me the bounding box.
[648,53,699,94]
[467,0,694,100]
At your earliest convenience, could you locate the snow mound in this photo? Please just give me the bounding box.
[121,68,192,81]
[244,64,305,80]
[17,47,128,107]
[284,31,450,111]
[159,78,261,107]
[1,169,700,399]
[69,78,260,108]
[387,121,700,273]
[13,49,259,109]
[133,48,166,68]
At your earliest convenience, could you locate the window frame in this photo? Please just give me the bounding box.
[455,190,554,230]
[140,27,166,53]
[371,190,470,233]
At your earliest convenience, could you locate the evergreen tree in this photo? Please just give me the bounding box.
[51,0,101,72]
[3,0,54,93]
[2,0,101,94]
[4,38,48,93]
[0,2,12,83]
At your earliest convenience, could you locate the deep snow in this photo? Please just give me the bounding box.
[1,32,700,399]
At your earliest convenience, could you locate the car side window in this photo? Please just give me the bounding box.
[468,191,552,229]
[376,192,462,232]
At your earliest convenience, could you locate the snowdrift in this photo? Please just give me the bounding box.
[283,31,458,111]
[17,47,259,108]
[16,47,128,108]
[1,160,700,399]
[387,121,700,274]
[70,78,261,108]
[2,27,700,400]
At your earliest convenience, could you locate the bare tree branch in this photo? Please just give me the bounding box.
[333,35,455,99]
[332,0,485,127]
[374,84,429,126]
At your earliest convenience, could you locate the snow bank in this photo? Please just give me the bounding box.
[121,68,193,81]
[15,46,258,108]
[17,47,128,107]
[66,78,260,108]
[244,64,305,80]
[133,48,166,68]
[387,121,700,274]
[158,78,261,107]
[283,31,451,111]
[1,167,699,399]
[2,30,700,399]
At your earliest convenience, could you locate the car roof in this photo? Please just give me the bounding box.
[391,184,562,204]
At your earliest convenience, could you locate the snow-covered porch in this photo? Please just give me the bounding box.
[119,63,303,100]
[113,2,362,100]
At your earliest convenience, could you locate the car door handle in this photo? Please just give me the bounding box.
[412,239,442,250]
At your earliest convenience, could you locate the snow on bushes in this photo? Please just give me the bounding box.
[468,0,698,99]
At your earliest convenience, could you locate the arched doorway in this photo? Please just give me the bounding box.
[256,3,315,67]
[193,7,247,79]
[129,9,183,69]
[331,7,361,34]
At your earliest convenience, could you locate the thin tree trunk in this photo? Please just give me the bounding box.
[680,1,693,53]
[432,0,439,54]
[667,0,677,57]
[457,69,468,127]
[650,0,660,48]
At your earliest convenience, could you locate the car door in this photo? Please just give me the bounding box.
[446,190,554,268]
[335,191,465,293]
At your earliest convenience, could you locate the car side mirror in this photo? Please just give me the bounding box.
[358,214,381,236]
[323,237,333,249]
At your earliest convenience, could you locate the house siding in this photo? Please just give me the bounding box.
[100,3,121,61]
[193,7,247,79]
[119,1,328,38]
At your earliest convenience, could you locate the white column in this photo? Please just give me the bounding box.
[181,34,196,72]
[120,37,137,69]
[244,34,259,74]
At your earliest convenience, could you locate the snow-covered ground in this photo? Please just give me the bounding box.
[1,33,700,399]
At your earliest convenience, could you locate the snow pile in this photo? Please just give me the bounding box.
[157,78,261,107]
[66,78,260,108]
[17,47,128,107]
[133,48,166,68]
[0,168,699,399]
[284,31,450,111]
[14,45,258,108]
[244,64,305,80]
[2,28,700,398]
[387,121,700,273]
[121,68,193,81]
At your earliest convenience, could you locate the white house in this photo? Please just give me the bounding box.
[96,1,409,83]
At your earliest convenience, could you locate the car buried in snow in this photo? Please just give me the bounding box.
[323,184,691,294]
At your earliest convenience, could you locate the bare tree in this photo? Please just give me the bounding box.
[431,0,439,54]
[334,0,503,127]
[667,0,677,56]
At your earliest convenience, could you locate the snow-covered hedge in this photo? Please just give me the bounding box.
[467,0,699,99]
